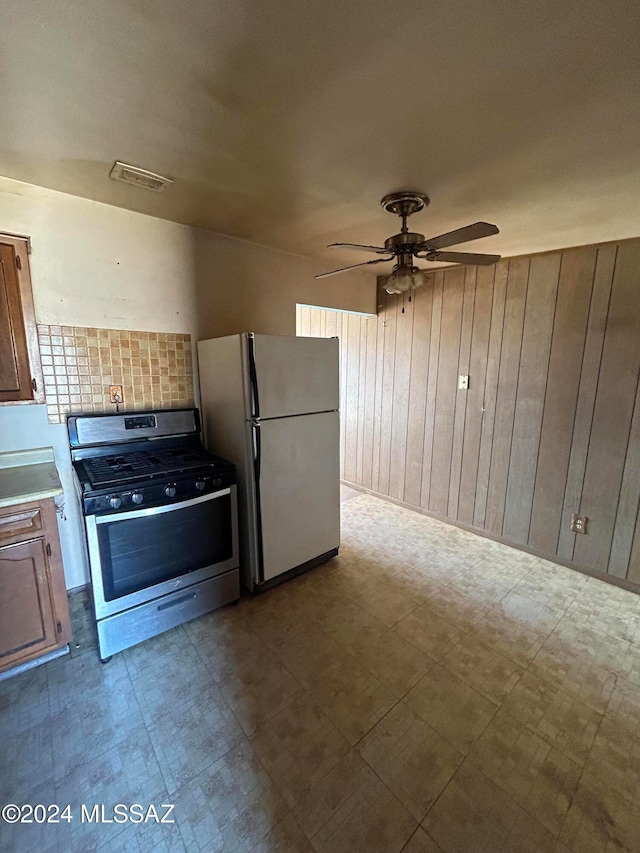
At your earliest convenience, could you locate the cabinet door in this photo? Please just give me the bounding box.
[0,241,35,402]
[0,538,58,670]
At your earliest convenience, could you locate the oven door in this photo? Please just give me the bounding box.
[85,486,238,619]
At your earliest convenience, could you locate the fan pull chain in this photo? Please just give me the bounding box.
[400,292,412,314]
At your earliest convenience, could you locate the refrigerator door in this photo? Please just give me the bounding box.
[251,334,339,418]
[198,335,259,590]
[256,410,340,582]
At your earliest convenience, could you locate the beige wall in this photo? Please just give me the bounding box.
[0,175,378,344]
[0,175,375,588]
[193,228,376,339]
[0,176,199,336]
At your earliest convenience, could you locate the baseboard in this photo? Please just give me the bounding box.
[340,480,640,596]
[67,582,90,597]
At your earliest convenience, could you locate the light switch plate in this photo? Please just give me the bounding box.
[109,385,123,403]
[458,375,469,390]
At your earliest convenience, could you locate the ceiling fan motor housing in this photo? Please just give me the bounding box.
[385,232,426,253]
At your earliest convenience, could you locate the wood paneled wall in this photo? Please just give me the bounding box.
[296,237,640,589]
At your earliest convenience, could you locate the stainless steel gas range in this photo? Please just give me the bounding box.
[68,408,239,661]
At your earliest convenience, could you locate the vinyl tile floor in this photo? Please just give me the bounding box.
[2,493,640,852]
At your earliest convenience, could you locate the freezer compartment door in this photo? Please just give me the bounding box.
[251,334,339,418]
[257,410,340,582]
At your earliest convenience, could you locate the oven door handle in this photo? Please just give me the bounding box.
[92,489,231,524]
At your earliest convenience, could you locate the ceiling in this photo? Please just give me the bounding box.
[2,0,640,271]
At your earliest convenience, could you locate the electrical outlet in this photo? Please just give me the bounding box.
[458,375,469,390]
[109,385,123,404]
[570,514,588,534]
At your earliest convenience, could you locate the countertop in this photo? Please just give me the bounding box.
[0,447,63,509]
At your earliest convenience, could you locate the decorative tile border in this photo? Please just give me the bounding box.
[37,324,195,424]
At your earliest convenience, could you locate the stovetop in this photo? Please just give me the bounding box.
[68,407,236,516]
[81,446,224,488]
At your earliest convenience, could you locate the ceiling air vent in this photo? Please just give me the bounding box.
[109,161,173,192]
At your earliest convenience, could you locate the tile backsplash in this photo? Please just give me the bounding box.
[37,324,195,424]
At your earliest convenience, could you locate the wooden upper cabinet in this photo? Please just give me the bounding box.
[0,236,44,404]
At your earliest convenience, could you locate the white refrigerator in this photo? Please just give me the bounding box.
[197,333,340,591]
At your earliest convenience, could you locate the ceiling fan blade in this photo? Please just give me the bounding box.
[424,251,501,266]
[327,242,390,255]
[315,257,393,279]
[422,222,499,250]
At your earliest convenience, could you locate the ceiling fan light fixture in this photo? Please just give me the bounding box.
[385,266,427,294]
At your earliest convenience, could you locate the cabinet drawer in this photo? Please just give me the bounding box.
[0,505,43,541]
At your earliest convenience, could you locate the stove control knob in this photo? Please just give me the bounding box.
[131,491,143,505]
[164,484,177,498]
[213,477,223,489]
[108,495,122,510]
[195,479,207,491]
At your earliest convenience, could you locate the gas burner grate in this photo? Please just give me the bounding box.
[83,447,217,486]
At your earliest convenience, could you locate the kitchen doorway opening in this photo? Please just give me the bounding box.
[296,304,377,490]
[296,303,376,338]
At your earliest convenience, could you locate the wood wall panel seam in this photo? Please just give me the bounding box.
[403,294,418,500]
[402,288,419,503]
[473,263,507,529]
[502,253,560,544]
[607,368,640,577]
[485,258,530,536]
[523,254,562,545]
[378,292,397,495]
[556,244,617,561]
[569,247,617,563]
[404,281,432,506]
[448,266,477,520]
[485,258,513,532]
[343,312,360,484]
[478,262,510,530]
[389,297,401,498]
[428,268,464,516]
[371,299,386,492]
[355,315,365,485]
[527,246,598,555]
[420,272,444,509]
[459,265,495,526]
[362,314,378,490]
[499,257,534,538]
[572,255,613,558]
[628,493,640,584]
[573,241,640,572]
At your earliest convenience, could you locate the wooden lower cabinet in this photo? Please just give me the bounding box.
[0,498,71,672]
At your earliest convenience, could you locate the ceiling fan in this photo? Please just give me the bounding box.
[316,191,501,294]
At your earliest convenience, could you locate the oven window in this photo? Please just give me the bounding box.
[97,495,233,601]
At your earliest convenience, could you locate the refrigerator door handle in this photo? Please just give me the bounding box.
[251,419,261,479]
[247,333,264,582]
[251,419,265,583]
[247,333,260,419]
